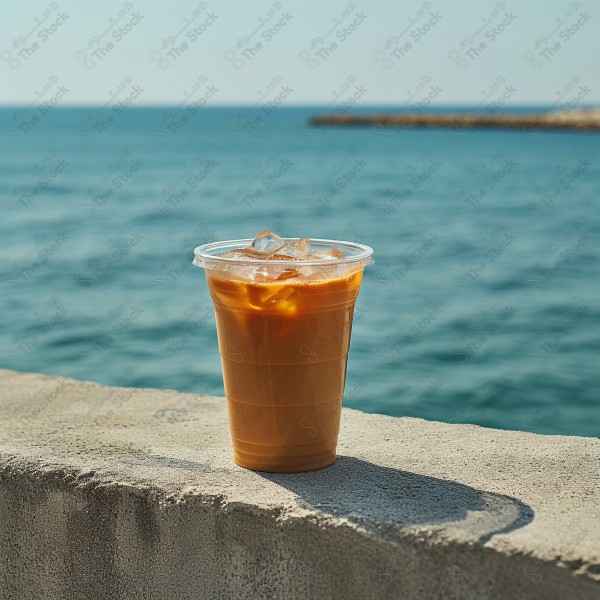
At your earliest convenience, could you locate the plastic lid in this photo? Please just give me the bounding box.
[193,238,374,270]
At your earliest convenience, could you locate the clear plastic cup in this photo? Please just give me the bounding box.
[193,238,373,472]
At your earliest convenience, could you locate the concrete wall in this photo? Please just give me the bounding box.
[0,368,598,600]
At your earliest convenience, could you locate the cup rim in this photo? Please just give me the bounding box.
[193,238,374,268]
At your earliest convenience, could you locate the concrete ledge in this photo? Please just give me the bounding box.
[0,369,598,600]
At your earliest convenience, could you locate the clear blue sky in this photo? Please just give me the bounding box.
[1,0,598,105]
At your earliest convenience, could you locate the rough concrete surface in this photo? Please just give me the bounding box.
[0,368,598,600]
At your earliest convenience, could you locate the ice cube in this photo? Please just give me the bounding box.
[251,230,284,255]
[323,248,345,259]
[219,249,258,259]
[268,254,296,261]
[274,268,300,281]
[276,238,311,259]
[263,283,300,315]
[309,248,345,261]
[298,265,318,278]
[299,248,347,279]
[249,266,271,282]
[251,264,300,282]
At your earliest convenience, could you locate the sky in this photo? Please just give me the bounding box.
[1,0,598,106]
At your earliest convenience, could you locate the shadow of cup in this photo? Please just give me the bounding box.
[258,455,534,545]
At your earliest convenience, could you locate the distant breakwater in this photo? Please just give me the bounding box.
[309,109,600,131]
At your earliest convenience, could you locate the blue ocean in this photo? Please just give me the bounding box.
[1,106,598,437]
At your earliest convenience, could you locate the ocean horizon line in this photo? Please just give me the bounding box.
[1,103,598,111]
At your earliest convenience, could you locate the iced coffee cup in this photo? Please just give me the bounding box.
[193,231,373,472]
